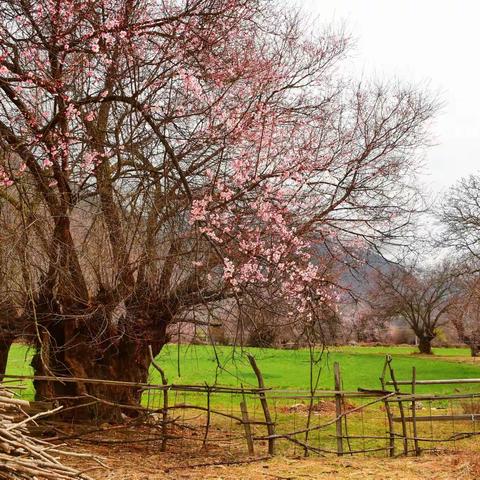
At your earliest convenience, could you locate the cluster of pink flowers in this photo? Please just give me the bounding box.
[0,167,13,187]
[189,173,335,312]
[178,69,203,98]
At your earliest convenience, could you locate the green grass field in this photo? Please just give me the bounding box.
[152,344,480,395]
[6,343,480,401]
[8,343,480,455]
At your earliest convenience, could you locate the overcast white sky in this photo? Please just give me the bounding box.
[295,0,480,194]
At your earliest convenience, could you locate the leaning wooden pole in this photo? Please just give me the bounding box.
[380,357,395,457]
[411,366,420,456]
[247,354,276,455]
[240,386,255,456]
[387,356,409,456]
[148,345,169,452]
[334,362,344,456]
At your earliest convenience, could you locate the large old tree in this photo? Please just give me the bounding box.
[0,0,435,419]
[439,175,480,355]
[450,275,480,356]
[368,263,458,354]
[441,175,480,260]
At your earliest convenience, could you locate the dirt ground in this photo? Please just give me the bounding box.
[64,441,480,479]
[42,416,478,480]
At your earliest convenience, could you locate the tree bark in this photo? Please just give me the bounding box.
[0,334,13,376]
[31,306,169,423]
[418,335,433,354]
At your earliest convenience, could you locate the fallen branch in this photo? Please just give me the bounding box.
[0,385,102,479]
[165,456,271,470]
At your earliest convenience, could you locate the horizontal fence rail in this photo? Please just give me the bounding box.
[393,414,480,423]
[387,378,480,385]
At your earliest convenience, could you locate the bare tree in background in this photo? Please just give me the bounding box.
[450,274,480,356]
[440,175,480,261]
[369,263,458,354]
[438,174,480,354]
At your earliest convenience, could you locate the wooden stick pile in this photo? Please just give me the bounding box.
[0,386,95,479]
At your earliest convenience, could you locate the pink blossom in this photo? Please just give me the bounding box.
[178,69,202,97]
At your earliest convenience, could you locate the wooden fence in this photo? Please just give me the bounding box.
[3,354,480,458]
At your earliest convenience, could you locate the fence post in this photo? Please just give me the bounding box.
[411,367,420,456]
[247,354,276,455]
[380,357,395,457]
[387,356,409,456]
[334,362,344,456]
[202,384,212,449]
[240,387,255,456]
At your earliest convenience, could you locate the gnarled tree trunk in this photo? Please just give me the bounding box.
[0,334,13,377]
[469,342,480,357]
[31,303,170,423]
[418,335,434,354]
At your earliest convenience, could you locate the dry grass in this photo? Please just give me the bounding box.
[66,444,480,479]
[461,400,480,415]
[53,421,480,480]
[277,399,357,415]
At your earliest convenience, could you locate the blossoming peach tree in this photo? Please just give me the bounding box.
[0,0,435,419]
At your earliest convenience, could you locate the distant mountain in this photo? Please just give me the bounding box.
[311,242,399,300]
[341,249,400,298]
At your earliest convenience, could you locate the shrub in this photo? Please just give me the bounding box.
[246,324,277,348]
